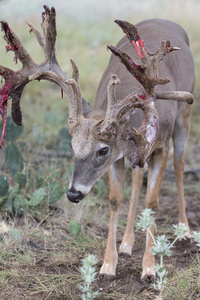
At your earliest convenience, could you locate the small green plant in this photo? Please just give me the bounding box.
[136,209,188,295]
[0,175,9,197]
[192,231,200,247]
[136,208,155,232]
[78,254,100,300]
[69,219,82,238]
[0,170,64,218]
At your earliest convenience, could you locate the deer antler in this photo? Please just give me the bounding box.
[67,59,83,133]
[94,74,143,141]
[105,20,194,167]
[0,5,82,148]
[113,20,194,105]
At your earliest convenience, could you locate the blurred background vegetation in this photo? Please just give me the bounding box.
[0,0,199,215]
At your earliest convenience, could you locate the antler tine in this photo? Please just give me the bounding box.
[27,6,57,63]
[42,6,57,63]
[147,40,180,79]
[26,22,44,48]
[0,20,35,67]
[156,91,194,105]
[115,20,147,59]
[94,74,121,141]
[105,74,120,119]
[70,58,79,83]
[66,59,83,133]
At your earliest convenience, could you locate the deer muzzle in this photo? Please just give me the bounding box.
[67,187,84,203]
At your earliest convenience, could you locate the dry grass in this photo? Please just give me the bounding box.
[164,259,200,299]
[0,209,104,300]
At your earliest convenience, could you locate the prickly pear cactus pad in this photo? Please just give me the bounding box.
[0,174,9,197]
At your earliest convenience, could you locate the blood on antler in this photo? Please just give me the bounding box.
[0,5,82,148]
[106,20,194,168]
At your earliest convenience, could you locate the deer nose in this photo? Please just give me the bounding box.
[67,188,84,203]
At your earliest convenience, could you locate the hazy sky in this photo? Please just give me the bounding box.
[0,0,199,22]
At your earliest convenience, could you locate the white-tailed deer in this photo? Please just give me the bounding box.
[66,19,195,282]
[0,7,195,282]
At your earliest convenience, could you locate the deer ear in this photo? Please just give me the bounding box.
[81,98,92,117]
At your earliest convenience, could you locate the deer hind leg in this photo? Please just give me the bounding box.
[119,167,144,255]
[141,148,169,282]
[100,158,125,279]
[173,107,191,238]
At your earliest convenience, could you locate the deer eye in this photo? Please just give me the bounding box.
[97,147,109,157]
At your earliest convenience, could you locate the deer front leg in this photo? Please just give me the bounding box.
[119,167,144,255]
[141,148,168,282]
[100,158,124,280]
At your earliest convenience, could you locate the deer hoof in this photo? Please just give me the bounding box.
[119,234,134,255]
[99,273,115,281]
[181,228,191,240]
[141,273,156,284]
[141,266,156,283]
[119,251,132,258]
[99,261,117,281]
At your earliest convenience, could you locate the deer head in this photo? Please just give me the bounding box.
[67,73,138,202]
